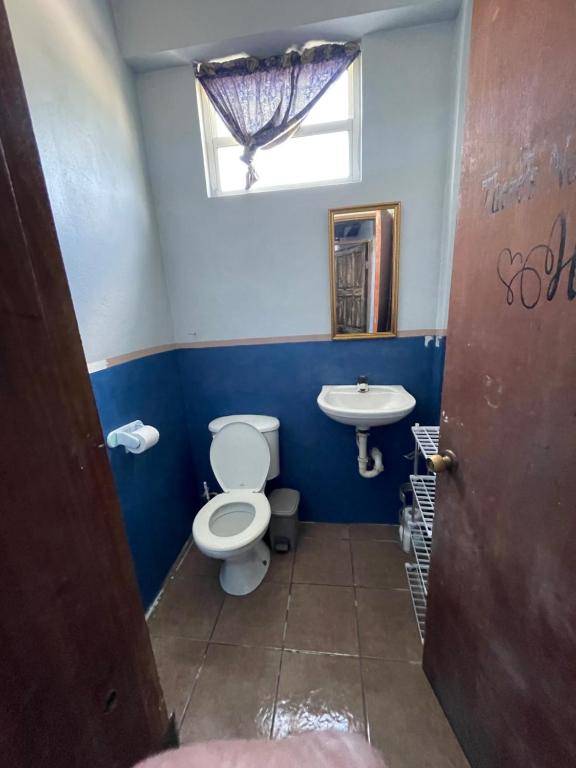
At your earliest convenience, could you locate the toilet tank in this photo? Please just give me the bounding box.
[208,415,280,480]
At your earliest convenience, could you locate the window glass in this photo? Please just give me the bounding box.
[217,132,350,193]
[301,71,350,126]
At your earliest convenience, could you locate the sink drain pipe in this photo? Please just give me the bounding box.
[356,429,384,478]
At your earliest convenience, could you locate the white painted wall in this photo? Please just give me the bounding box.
[136,21,455,342]
[435,0,472,330]
[6,0,174,363]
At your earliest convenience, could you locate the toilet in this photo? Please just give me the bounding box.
[192,415,280,595]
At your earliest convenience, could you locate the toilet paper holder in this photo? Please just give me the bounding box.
[107,420,156,453]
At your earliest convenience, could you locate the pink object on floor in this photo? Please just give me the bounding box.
[135,732,387,768]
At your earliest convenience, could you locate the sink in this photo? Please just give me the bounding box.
[317,385,416,429]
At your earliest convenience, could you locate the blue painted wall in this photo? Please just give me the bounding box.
[177,336,445,525]
[90,336,444,608]
[91,351,197,608]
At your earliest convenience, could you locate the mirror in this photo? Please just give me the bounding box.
[329,202,400,339]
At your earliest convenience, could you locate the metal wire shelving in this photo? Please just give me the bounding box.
[405,563,427,643]
[409,474,436,536]
[411,524,431,593]
[411,424,439,462]
[404,424,439,644]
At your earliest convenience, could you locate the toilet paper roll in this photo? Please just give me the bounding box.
[127,425,160,454]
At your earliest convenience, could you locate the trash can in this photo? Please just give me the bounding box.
[268,488,300,553]
[398,481,415,553]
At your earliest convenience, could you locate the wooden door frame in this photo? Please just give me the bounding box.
[0,3,172,765]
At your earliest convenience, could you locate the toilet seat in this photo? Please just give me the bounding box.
[210,421,271,491]
[193,490,271,553]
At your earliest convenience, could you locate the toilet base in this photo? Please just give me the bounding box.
[219,539,270,596]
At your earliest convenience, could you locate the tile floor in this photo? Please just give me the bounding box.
[149,522,470,768]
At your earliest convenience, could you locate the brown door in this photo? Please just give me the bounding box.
[335,241,370,332]
[0,4,169,766]
[424,1,576,766]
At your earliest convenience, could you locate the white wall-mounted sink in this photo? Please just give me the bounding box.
[317,385,416,429]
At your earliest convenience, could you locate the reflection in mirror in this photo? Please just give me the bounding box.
[329,203,400,339]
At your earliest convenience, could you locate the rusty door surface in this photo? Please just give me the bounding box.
[423,1,576,766]
[0,4,169,766]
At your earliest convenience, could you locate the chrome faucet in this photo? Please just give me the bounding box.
[357,375,369,393]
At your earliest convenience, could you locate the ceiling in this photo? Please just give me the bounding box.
[111,0,462,72]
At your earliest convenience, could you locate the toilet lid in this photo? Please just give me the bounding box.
[210,422,271,492]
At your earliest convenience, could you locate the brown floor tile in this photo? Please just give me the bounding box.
[151,636,206,724]
[179,644,281,742]
[264,549,294,584]
[299,522,350,539]
[357,588,421,661]
[212,582,289,648]
[293,537,353,586]
[349,524,399,541]
[148,575,224,640]
[284,584,358,655]
[273,650,366,739]
[352,540,408,589]
[176,545,220,579]
[363,659,470,768]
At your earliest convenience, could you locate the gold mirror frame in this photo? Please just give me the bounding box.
[329,202,400,340]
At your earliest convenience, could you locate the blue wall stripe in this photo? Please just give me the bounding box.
[177,336,445,525]
[91,351,197,609]
[90,336,445,607]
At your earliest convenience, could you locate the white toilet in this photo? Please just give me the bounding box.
[192,415,280,596]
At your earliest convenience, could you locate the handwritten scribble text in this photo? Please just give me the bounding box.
[496,212,576,308]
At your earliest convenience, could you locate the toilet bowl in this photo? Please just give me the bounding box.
[192,421,272,595]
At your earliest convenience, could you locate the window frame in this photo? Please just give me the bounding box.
[196,57,362,197]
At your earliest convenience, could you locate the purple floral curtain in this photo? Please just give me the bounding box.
[195,42,360,189]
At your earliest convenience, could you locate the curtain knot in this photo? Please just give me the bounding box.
[240,145,259,190]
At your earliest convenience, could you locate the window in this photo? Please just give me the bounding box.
[197,59,361,197]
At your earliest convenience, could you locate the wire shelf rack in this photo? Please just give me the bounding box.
[410,525,431,594]
[410,474,436,535]
[405,563,427,643]
[405,423,439,644]
[411,425,440,459]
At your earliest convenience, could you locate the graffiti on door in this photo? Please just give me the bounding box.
[497,211,576,308]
